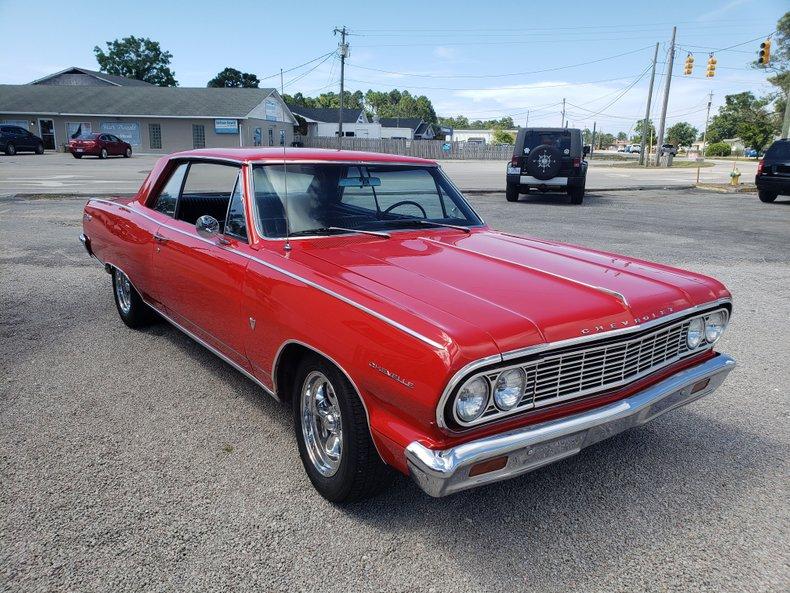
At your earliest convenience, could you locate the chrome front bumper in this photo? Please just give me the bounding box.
[406,354,736,497]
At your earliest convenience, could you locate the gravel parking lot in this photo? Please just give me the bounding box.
[1,188,788,592]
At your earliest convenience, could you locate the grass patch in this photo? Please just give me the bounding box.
[222,443,234,454]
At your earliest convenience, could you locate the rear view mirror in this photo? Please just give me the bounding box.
[583,145,591,156]
[339,176,381,188]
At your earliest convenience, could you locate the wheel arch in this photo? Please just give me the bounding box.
[273,339,386,463]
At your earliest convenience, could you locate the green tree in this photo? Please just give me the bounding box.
[364,89,437,123]
[617,131,627,141]
[705,141,731,157]
[756,11,789,98]
[707,92,779,150]
[666,122,698,147]
[94,36,177,86]
[597,132,615,149]
[438,115,470,129]
[631,119,655,144]
[207,67,259,88]
[492,129,515,144]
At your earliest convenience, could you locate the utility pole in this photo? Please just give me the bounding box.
[655,26,676,166]
[591,121,596,157]
[561,98,565,128]
[640,42,659,165]
[334,26,349,149]
[782,94,790,139]
[697,91,713,184]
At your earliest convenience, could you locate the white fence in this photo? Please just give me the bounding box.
[302,137,514,160]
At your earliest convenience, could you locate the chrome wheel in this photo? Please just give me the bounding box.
[300,371,343,477]
[114,270,132,315]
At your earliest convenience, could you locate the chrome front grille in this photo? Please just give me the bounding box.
[479,317,697,419]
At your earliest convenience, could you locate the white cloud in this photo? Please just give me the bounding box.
[433,46,458,60]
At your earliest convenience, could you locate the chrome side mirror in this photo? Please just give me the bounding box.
[195,215,229,245]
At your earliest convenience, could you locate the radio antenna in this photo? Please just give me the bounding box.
[280,67,292,252]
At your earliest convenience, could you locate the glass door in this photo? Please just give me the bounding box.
[38,119,55,150]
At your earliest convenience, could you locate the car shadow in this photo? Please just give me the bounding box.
[339,408,774,589]
[516,191,609,206]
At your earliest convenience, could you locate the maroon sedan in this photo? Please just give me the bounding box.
[69,133,132,159]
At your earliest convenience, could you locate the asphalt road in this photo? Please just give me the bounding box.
[0,152,758,196]
[1,189,788,592]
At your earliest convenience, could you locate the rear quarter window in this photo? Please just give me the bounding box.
[521,131,572,153]
[765,142,790,160]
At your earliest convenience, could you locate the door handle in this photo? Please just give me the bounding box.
[153,233,168,244]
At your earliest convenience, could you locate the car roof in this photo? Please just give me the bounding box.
[167,147,438,165]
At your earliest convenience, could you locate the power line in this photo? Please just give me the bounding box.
[258,51,337,81]
[281,52,336,89]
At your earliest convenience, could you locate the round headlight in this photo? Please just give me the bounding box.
[455,377,489,422]
[704,311,727,343]
[493,368,526,411]
[687,317,704,349]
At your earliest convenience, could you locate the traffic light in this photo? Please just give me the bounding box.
[758,38,771,66]
[684,53,694,75]
[706,54,717,78]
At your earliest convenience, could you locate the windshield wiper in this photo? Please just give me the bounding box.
[288,227,390,238]
[413,220,471,233]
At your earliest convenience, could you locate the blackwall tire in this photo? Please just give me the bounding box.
[100,148,108,159]
[758,190,777,203]
[569,185,585,205]
[35,143,44,154]
[506,185,520,202]
[5,143,15,156]
[293,354,393,503]
[124,147,132,158]
[112,268,156,329]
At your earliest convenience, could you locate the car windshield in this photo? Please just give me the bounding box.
[522,131,572,152]
[251,163,482,238]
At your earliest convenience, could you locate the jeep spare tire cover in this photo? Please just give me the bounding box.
[526,144,562,180]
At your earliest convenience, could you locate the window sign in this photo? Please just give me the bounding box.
[265,99,277,121]
[214,119,239,134]
[67,122,92,139]
[100,122,141,146]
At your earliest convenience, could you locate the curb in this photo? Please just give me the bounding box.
[461,185,697,194]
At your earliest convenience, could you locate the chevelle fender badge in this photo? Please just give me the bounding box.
[581,306,675,335]
[369,361,414,388]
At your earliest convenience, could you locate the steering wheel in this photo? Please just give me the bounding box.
[382,200,427,218]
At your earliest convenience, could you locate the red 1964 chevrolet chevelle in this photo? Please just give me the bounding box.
[80,148,735,502]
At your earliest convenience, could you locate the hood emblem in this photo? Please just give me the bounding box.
[580,306,675,335]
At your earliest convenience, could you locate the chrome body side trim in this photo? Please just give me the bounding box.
[407,354,736,497]
[101,259,278,401]
[435,297,732,431]
[86,198,443,350]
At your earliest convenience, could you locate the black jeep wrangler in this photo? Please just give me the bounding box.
[506,127,589,204]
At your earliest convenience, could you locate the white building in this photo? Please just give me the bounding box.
[287,105,381,138]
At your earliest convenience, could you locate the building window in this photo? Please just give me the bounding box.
[149,123,162,150]
[192,124,205,149]
[345,132,355,137]
[268,128,274,146]
[279,129,285,146]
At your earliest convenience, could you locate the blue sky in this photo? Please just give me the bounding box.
[0,0,785,135]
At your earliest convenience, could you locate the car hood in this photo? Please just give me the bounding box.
[293,228,729,356]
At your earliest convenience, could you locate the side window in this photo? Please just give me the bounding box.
[152,163,188,217]
[177,162,240,226]
[224,176,247,240]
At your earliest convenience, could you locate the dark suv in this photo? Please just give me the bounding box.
[506,128,589,204]
[1,125,45,155]
[755,138,790,203]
